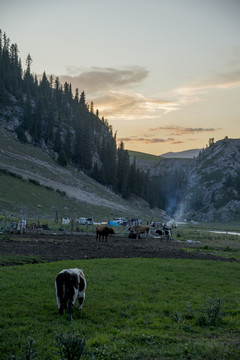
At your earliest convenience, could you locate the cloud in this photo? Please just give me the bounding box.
[118,125,218,146]
[93,91,179,120]
[59,66,149,95]
[58,65,179,120]
[57,64,240,124]
[174,67,240,105]
[119,136,175,144]
[148,126,217,135]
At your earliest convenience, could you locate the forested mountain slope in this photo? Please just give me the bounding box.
[0,126,166,221]
[0,30,161,209]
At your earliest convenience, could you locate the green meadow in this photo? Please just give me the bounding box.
[1,258,240,359]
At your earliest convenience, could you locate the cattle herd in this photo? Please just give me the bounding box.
[96,223,174,242]
[55,222,174,320]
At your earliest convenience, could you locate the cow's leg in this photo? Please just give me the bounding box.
[77,295,85,311]
[68,302,73,321]
[59,303,64,315]
[68,286,79,321]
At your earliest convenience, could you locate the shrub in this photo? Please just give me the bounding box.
[54,332,86,360]
[56,189,66,196]
[197,297,223,327]
[16,126,28,143]
[28,178,40,186]
[184,301,194,320]
[58,150,68,167]
[7,337,37,360]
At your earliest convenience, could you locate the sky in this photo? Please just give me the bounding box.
[1,0,240,155]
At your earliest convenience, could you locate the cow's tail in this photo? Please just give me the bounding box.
[55,272,71,314]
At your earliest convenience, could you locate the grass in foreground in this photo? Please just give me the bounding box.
[0,258,240,359]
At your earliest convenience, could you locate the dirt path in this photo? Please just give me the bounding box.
[0,232,234,263]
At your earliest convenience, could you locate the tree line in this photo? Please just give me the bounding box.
[1,30,177,208]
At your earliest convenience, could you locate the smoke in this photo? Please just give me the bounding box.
[165,196,178,217]
[173,201,187,222]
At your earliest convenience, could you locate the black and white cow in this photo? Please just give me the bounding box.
[55,268,86,321]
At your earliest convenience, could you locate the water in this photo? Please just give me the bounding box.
[209,231,240,236]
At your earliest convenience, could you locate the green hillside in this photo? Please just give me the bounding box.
[128,149,160,161]
[0,128,165,223]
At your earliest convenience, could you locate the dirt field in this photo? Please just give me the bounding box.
[0,232,234,263]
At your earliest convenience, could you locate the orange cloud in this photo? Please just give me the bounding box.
[148,126,217,135]
[174,67,240,105]
[94,91,178,120]
[58,64,240,124]
[119,136,175,144]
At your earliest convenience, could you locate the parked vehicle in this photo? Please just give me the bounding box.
[76,217,93,225]
[114,217,127,225]
[76,217,87,225]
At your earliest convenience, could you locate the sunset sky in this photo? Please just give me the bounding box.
[1,0,240,155]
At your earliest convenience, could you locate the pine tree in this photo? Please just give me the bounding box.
[23,95,33,130]
[74,88,79,103]
[64,128,72,158]
[116,141,130,198]
[79,91,86,107]
[32,98,43,142]
[54,127,62,153]
[58,149,68,166]
[23,53,34,95]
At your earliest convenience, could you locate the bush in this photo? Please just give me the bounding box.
[16,126,28,143]
[197,297,223,327]
[7,337,37,360]
[58,150,68,167]
[28,178,40,186]
[54,332,86,360]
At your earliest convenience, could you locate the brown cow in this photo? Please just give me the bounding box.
[96,225,115,242]
[130,225,152,239]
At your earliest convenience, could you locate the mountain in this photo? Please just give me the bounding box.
[160,149,201,159]
[0,30,164,209]
[128,139,240,222]
[1,31,239,223]
[175,138,240,222]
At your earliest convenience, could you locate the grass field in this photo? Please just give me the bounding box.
[1,257,240,359]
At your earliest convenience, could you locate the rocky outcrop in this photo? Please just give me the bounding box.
[178,138,240,222]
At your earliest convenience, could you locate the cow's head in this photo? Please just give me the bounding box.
[109,228,115,234]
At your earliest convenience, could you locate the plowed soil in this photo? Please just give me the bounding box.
[0,232,234,263]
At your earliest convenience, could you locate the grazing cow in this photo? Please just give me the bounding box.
[128,230,137,239]
[155,228,172,241]
[55,268,86,321]
[96,225,115,242]
[130,225,152,239]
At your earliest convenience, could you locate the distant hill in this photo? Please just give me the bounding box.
[160,149,201,159]
[127,150,159,162]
